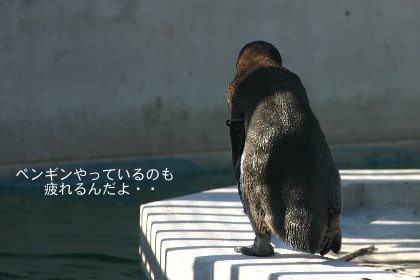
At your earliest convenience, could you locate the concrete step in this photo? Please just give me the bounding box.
[139,170,420,280]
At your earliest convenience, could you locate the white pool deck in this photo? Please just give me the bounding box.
[139,170,420,280]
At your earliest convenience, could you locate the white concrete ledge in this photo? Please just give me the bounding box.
[139,170,420,280]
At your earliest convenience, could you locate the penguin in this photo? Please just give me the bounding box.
[226,41,342,257]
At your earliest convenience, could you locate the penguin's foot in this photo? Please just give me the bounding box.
[319,225,342,256]
[234,236,274,257]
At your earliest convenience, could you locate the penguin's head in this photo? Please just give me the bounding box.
[236,41,282,71]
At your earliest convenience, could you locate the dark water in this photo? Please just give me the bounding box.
[0,171,235,279]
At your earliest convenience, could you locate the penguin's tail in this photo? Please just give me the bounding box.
[273,208,323,254]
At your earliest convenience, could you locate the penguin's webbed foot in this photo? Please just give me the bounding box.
[234,236,274,257]
[319,226,341,256]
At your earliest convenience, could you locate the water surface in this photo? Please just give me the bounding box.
[0,171,235,279]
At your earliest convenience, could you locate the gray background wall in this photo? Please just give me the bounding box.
[1,0,420,168]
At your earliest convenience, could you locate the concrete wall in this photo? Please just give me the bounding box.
[1,0,420,166]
